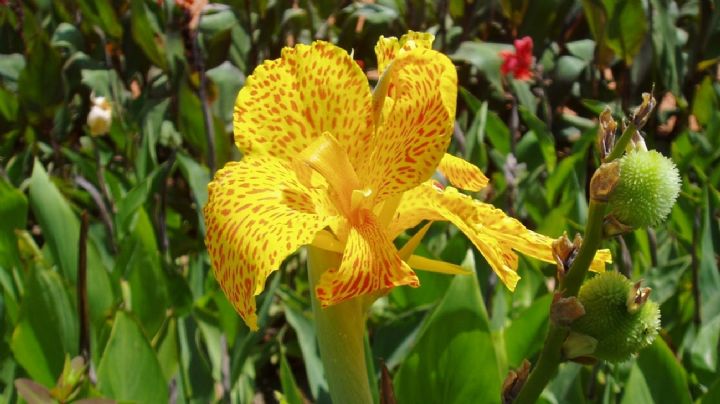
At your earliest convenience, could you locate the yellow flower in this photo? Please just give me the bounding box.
[204,32,610,330]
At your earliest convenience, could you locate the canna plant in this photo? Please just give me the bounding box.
[204,31,610,403]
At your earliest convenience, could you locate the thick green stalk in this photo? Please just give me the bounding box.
[307,246,374,404]
[514,200,607,404]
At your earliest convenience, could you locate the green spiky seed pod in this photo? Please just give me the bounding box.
[570,272,660,362]
[608,150,681,228]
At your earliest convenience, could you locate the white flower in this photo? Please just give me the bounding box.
[87,96,112,136]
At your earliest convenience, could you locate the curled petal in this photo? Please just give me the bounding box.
[361,48,458,203]
[204,156,335,329]
[389,182,611,290]
[234,41,374,168]
[375,31,435,76]
[437,154,489,192]
[316,209,419,306]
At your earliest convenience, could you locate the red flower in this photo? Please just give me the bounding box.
[500,36,534,80]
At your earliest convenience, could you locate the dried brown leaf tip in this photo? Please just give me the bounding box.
[552,232,581,279]
[590,161,620,202]
[551,293,586,327]
[502,359,531,404]
[598,107,617,160]
[632,89,657,130]
[627,280,652,314]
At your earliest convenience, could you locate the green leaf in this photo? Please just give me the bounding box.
[176,152,210,235]
[0,179,27,272]
[96,311,169,403]
[394,274,501,404]
[622,338,692,404]
[115,209,170,336]
[17,36,64,117]
[690,314,720,375]
[504,294,552,368]
[603,0,648,65]
[519,106,556,172]
[692,77,719,126]
[76,0,123,39]
[28,159,79,283]
[451,41,507,94]
[130,0,167,70]
[283,295,329,401]
[701,378,720,404]
[10,268,78,387]
[279,352,305,404]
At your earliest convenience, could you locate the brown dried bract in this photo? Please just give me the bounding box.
[551,294,585,326]
[502,359,531,404]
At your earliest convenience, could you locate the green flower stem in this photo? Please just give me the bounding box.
[307,246,374,404]
[514,200,607,404]
[605,122,636,162]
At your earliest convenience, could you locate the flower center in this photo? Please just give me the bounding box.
[296,132,373,224]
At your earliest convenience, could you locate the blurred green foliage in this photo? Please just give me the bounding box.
[1,0,719,403]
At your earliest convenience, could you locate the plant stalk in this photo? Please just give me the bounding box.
[307,246,374,404]
[514,200,607,403]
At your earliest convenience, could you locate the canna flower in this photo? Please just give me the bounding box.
[204,32,610,329]
[87,95,112,136]
[500,36,534,80]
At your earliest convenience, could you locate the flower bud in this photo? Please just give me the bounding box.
[607,150,680,228]
[87,96,112,136]
[569,271,660,362]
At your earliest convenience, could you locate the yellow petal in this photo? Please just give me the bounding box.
[406,255,472,275]
[375,31,435,77]
[389,182,611,290]
[437,154,489,192]
[204,156,335,329]
[315,209,419,306]
[234,41,373,169]
[361,48,458,203]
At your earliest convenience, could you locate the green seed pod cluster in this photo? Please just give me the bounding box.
[608,150,681,228]
[570,271,660,362]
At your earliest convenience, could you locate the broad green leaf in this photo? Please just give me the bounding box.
[279,352,305,404]
[485,111,512,156]
[701,378,720,404]
[283,294,329,401]
[0,179,27,272]
[115,209,170,336]
[10,269,78,387]
[504,294,553,368]
[605,0,648,64]
[394,274,501,404]
[451,41,507,94]
[96,311,168,403]
[692,76,719,126]
[130,0,167,70]
[649,0,681,94]
[690,314,720,375]
[76,0,123,39]
[17,36,63,117]
[28,159,79,283]
[176,152,210,236]
[625,338,692,404]
[519,106,556,172]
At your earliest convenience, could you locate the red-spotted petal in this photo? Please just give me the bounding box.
[204,156,335,329]
[315,209,419,306]
[389,182,611,290]
[437,154,489,192]
[233,41,374,169]
[360,48,457,203]
[375,31,435,77]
